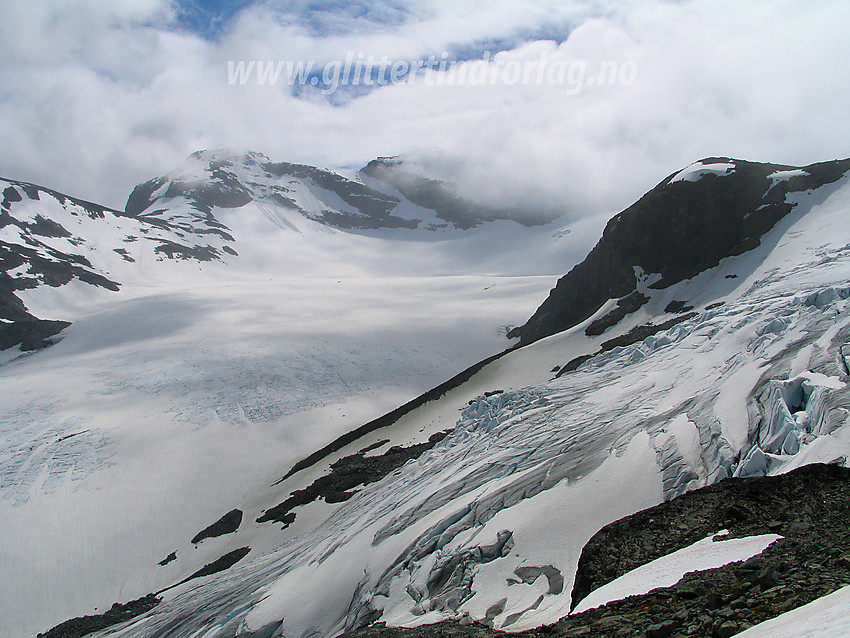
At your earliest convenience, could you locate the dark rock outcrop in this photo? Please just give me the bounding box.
[170,547,252,588]
[584,291,648,336]
[152,547,254,597]
[0,317,71,351]
[258,432,451,525]
[277,348,512,484]
[191,509,243,544]
[158,551,177,566]
[36,594,161,638]
[556,313,696,377]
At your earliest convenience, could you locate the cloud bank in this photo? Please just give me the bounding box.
[1,0,848,219]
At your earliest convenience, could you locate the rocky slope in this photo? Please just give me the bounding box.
[508,157,850,345]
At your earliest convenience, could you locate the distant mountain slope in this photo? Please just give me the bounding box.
[0,177,225,351]
[360,156,555,229]
[126,150,419,231]
[1,150,575,352]
[508,157,850,345]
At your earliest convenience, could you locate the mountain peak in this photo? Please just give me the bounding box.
[508,156,850,345]
[125,149,562,234]
[124,150,421,230]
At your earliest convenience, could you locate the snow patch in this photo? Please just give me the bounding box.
[767,169,809,184]
[573,532,782,614]
[669,162,736,183]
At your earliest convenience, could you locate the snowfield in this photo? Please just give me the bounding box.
[2,159,850,638]
[0,271,572,638]
[572,531,783,614]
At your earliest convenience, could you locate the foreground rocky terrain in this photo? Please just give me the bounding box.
[347,463,850,638]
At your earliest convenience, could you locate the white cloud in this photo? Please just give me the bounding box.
[1,0,848,217]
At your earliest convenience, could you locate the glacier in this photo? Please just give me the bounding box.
[3,159,850,638]
[30,175,848,637]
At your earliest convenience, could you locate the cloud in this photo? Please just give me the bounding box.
[0,0,848,218]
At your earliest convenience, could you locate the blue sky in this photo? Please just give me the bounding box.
[173,0,257,38]
[172,0,578,67]
[173,0,413,39]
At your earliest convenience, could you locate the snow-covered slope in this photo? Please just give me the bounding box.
[0,176,220,351]
[1,152,602,638]
[8,158,845,638]
[4,155,850,638]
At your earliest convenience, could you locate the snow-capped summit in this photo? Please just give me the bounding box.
[125,150,418,232]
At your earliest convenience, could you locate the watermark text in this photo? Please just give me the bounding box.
[227,52,638,95]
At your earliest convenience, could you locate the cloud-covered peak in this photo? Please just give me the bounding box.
[2,1,849,220]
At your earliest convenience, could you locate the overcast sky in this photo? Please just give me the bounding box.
[1,0,848,217]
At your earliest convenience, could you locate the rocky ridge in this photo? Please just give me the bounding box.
[508,157,850,345]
